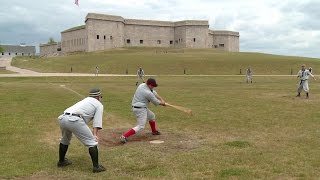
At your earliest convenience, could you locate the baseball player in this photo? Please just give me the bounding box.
[95,66,99,76]
[136,67,145,86]
[296,64,316,98]
[57,88,105,173]
[246,67,253,83]
[121,78,166,143]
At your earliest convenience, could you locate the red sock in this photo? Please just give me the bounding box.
[149,121,157,132]
[123,129,135,138]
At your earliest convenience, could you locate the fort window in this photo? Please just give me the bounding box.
[22,53,24,56]
[1,52,3,55]
[219,44,225,47]
[157,40,161,44]
[214,45,218,48]
[140,40,143,44]
[193,38,196,42]
[110,36,113,40]
[127,39,131,44]
[170,41,173,45]
[9,53,11,55]
[15,53,18,55]
[57,48,61,51]
[104,35,106,40]
[97,35,100,39]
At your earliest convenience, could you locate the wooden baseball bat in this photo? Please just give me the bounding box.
[165,103,193,116]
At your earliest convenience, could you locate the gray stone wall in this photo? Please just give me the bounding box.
[124,24,174,48]
[40,43,58,56]
[185,25,209,48]
[86,19,124,52]
[211,31,240,52]
[174,26,186,48]
[40,13,240,55]
[61,28,86,54]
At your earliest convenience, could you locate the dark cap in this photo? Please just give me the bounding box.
[146,78,158,87]
[89,88,101,97]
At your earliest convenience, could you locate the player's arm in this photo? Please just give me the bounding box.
[147,93,165,106]
[92,104,104,141]
[153,91,166,106]
[309,72,316,80]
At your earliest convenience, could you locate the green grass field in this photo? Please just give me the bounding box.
[1,76,320,179]
[0,69,15,74]
[12,48,320,75]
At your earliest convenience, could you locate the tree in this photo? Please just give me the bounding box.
[48,37,56,44]
[0,45,4,53]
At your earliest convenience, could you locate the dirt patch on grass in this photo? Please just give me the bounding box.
[99,128,205,152]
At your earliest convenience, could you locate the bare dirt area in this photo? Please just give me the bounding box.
[99,128,205,152]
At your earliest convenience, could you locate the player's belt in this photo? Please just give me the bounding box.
[132,106,146,109]
[64,112,82,118]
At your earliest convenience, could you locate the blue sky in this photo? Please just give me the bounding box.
[0,0,320,58]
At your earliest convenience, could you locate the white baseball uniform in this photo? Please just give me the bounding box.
[246,68,253,83]
[297,70,314,93]
[58,97,104,147]
[137,69,145,82]
[131,83,160,132]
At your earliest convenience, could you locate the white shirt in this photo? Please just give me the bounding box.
[137,69,144,77]
[298,70,314,80]
[132,83,160,107]
[64,97,104,128]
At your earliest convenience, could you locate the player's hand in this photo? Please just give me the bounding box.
[94,135,99,142]
[161,101,166,106]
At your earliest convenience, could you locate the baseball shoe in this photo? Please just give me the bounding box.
[120,135,128,143]
[57,158,72,167]
[93,164,106,173]
[152,131,161,135]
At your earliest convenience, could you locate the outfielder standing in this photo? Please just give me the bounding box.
[95,66,99,77]
[136,67,145,86]
[296,64,316,98]
[57,88,106,173]
[246,67,253,83]
[121,78,166,143]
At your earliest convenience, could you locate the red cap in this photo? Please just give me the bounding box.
[146,78,158,87]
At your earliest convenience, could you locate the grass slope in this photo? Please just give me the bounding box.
[1,76,320,179]
[12,48,320,75]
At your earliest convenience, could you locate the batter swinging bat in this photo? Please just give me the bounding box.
[165,103,193,116]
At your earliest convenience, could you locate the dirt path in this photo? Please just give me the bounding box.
[0,56,40,74]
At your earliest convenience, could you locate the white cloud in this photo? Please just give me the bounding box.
[0,0,319,58]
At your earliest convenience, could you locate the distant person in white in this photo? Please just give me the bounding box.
[136,67,145,86]
[57,88,106,173]
[296,64,316,98]
[95,66,99,76]
[246,67,253,83]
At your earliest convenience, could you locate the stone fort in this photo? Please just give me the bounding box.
[40,13,240,56]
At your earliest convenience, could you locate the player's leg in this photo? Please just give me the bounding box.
[303,81,309,98]
[70,120,105,173]
[147,109,160,135]
[57,117,73,167]
[297,81,303,97]
[121,108,147,143]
